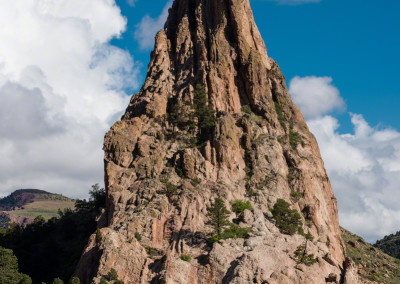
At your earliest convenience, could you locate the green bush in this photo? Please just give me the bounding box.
[180,255,191,262]
[294,244,317,266]
[135,232,142,242]
[274,102,287,132]
[290,191,302,202]
[191,178,201,187]
[271,199,302,235]
[107,269,118,281]
[161,179,178,197]
[96,228,102,245]
[241,105,253,115]
[289,129,303,150]
[221,224,252,239]
[231,200,252,214]
[68,277,81,284]
[99,278,107,284]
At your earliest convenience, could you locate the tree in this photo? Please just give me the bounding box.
[52,278,64,284]
[207,198,230,239]
[271,199,302,235]
[0,246,32,284]
[193,84,216,137]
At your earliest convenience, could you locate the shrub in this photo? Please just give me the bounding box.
[95,228,102,245]
[241,105,253,115]
[99,278,107,284]
[274,102,287,132]
[107,268,118,281]
[294,244,317,266]
[221,224,252,239]
[271,199,302,235]
[135,232,142,242]
[191,178,201,187]
[231,200,252,214]
[180,254,191,262]
[290,191,302,202]
[52,278,64,284]
[289,129,303,150]
[69,277,81,284]
[161,179,178,197]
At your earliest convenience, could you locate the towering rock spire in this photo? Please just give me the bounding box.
[75,0,360,283]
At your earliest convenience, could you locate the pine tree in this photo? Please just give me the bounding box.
[193,84,216,137]
[207,198,230,239]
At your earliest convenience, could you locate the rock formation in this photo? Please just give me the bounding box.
[75,0,361,283]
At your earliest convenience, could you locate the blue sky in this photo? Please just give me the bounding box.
[113,0,400,132]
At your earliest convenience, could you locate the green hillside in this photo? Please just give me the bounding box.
[342,228,400,283]
[0,189,74,227]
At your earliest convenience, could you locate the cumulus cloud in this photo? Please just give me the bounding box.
[289,76,345,119]
[266,0,321,5]
[290,76,400,242]
[0,0,139,199]
[134,1,172,50]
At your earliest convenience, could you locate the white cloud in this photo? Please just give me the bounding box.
[134,1,172,50]
[127,0,138,7]
[289,76,345,119]
[266,0,321,5]
[290,76,400,242]
[0,0,139,199]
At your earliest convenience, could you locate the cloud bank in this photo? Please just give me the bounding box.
[290,76,400,242]
[0,0,139,199]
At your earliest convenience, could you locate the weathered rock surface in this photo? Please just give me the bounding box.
[75,0,363,283]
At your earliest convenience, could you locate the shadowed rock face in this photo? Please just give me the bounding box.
[74,0,360,283]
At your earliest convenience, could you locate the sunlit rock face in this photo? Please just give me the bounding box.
[74,0,361,283]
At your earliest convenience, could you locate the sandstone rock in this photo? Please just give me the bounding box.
[74,0,364,283]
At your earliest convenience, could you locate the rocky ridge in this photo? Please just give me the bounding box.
[75,0,362,283]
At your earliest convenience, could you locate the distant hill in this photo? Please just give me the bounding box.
[342,228,400,283]
[0,189,74,228]
[374,231,400,260]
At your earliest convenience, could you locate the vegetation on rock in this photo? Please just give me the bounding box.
[342,227,400,283]
[207,198,252,243]
[231,200,252,214]
[271,199,302,235]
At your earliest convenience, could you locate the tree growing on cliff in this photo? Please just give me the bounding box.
[271,199,302,235]
[207,198,230,240]
[193,83,216,137]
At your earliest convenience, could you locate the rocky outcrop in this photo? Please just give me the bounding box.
[75,0,361,283]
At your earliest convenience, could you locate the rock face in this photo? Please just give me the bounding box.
[75,0,361,283]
